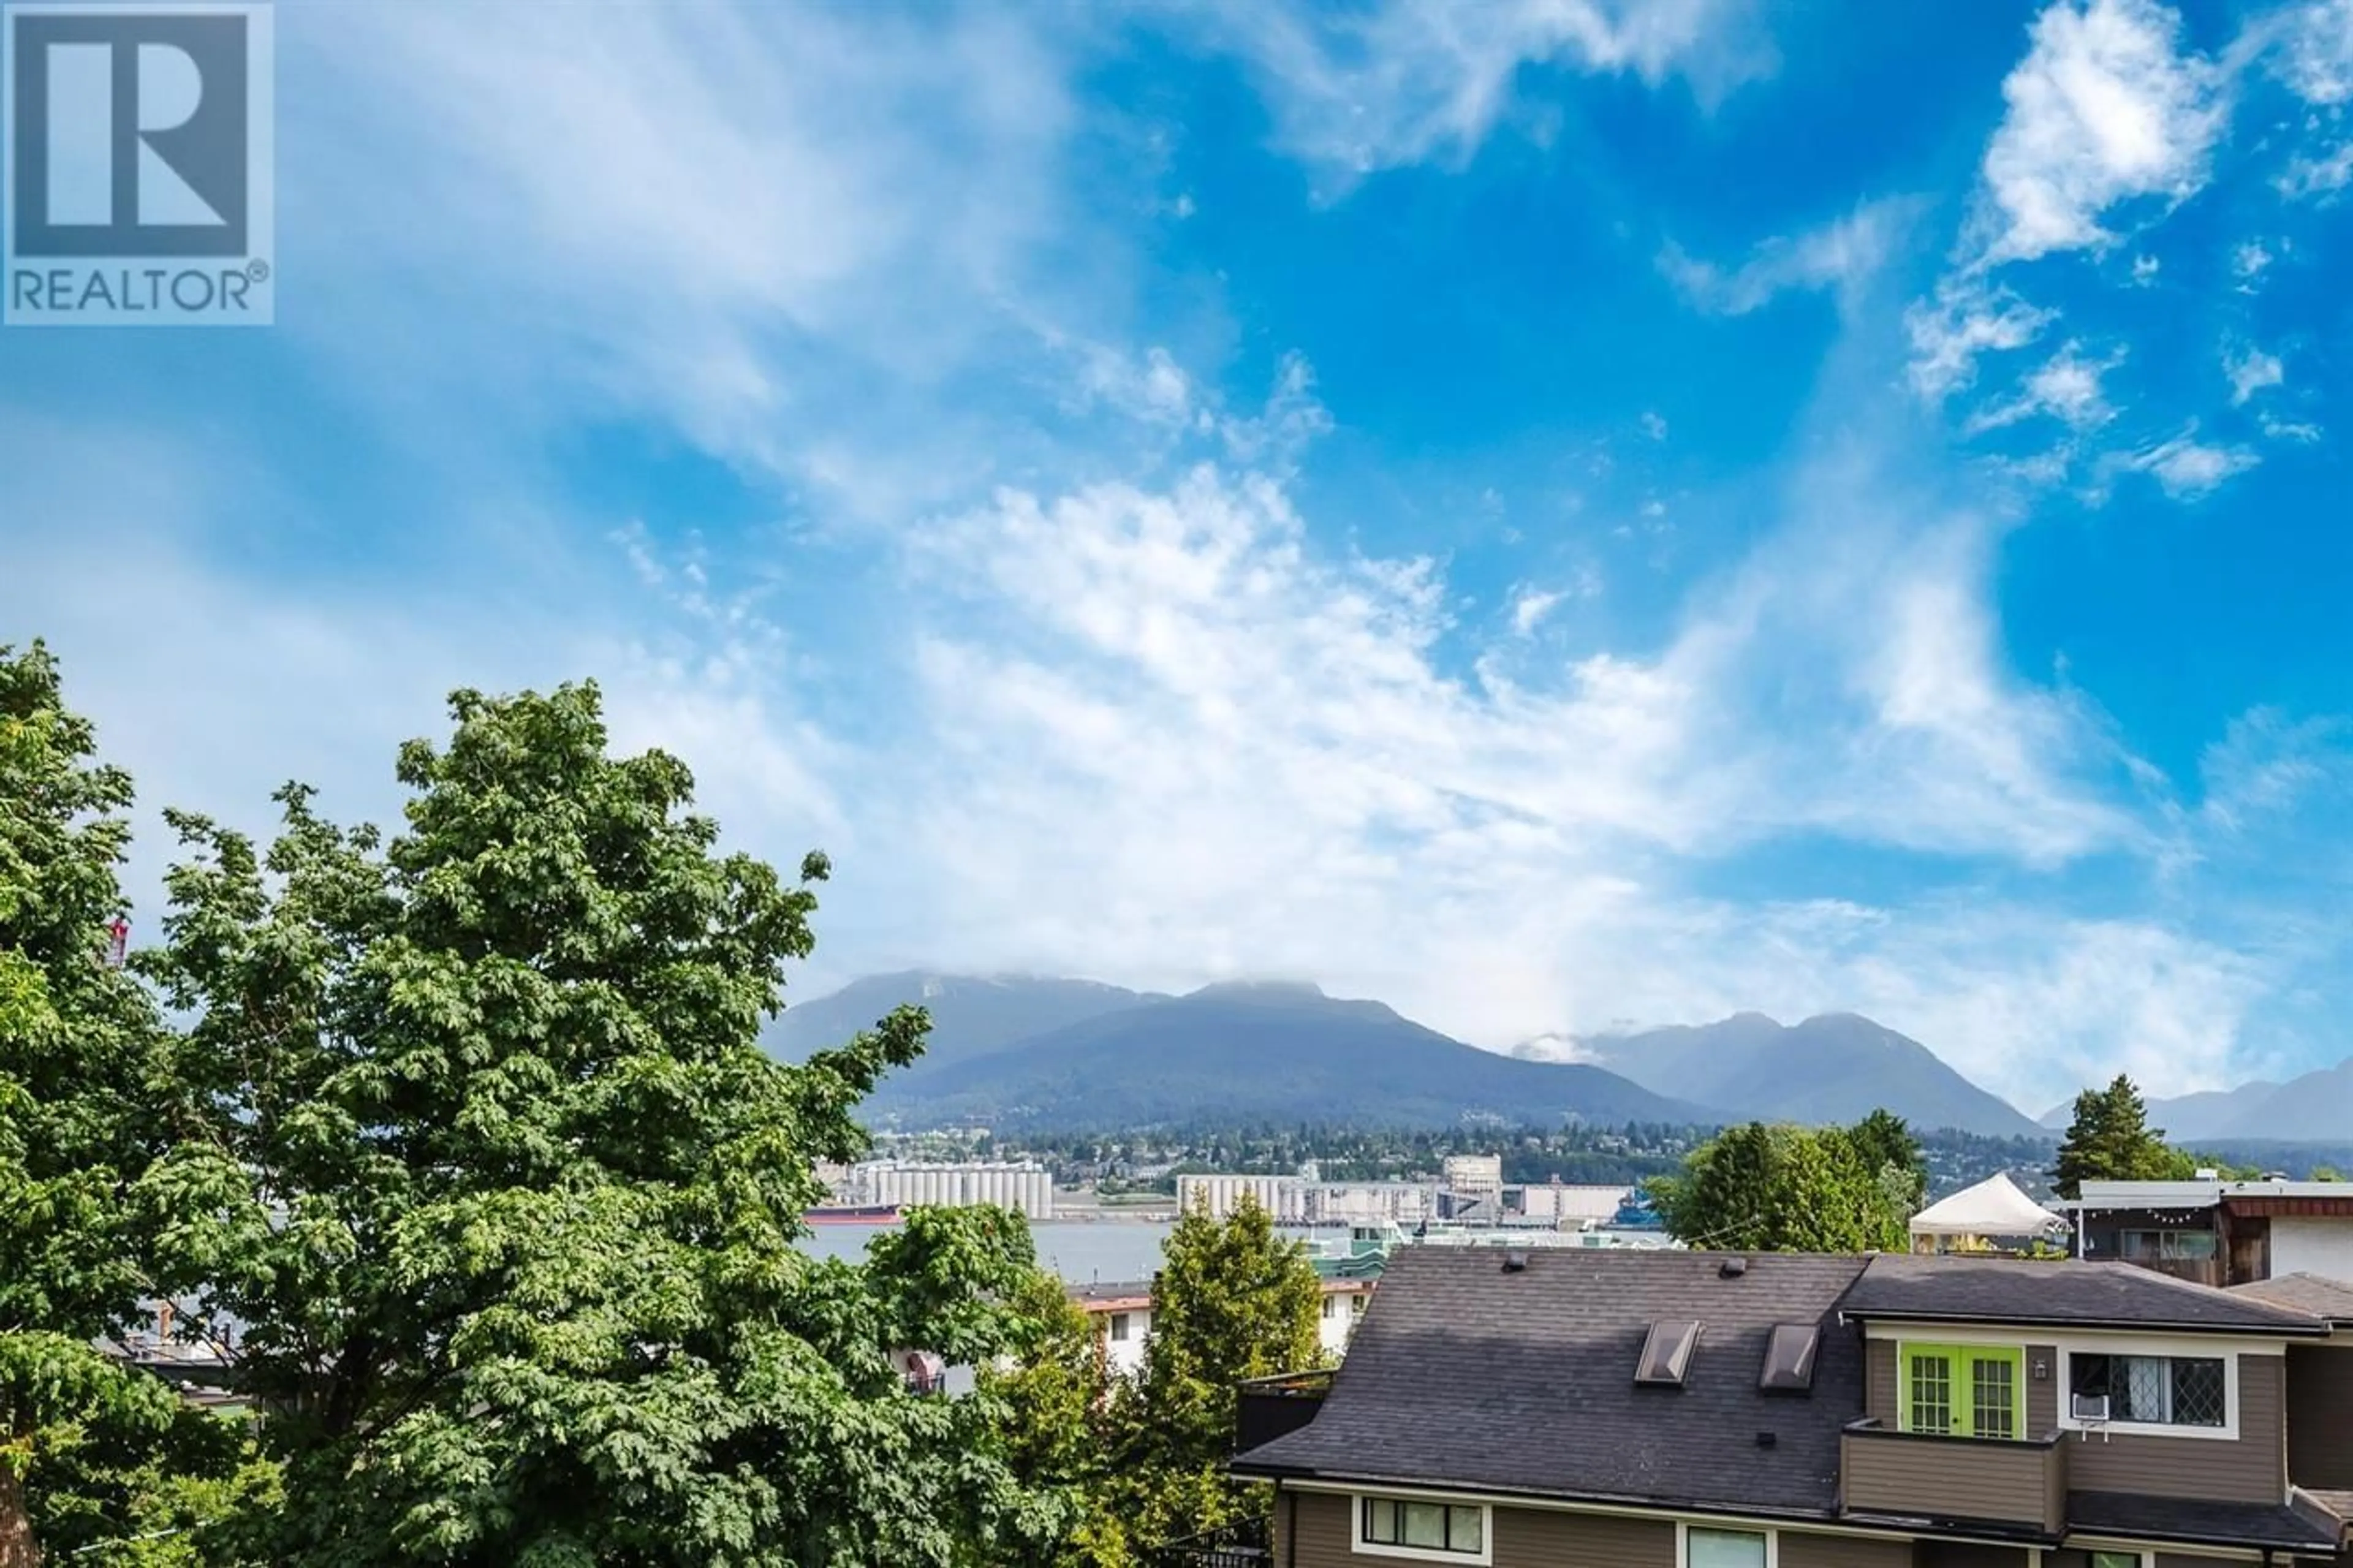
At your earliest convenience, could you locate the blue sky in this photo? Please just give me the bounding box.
[6,0,2352,1110]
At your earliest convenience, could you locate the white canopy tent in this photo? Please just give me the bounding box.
[1908,1173,2067,1254]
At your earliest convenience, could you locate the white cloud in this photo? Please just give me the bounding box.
[1905,278,2057,400]
[1077,345,1196,425]
[2224,345,2284,405]
[2199,708,2351,834]
[1203,0,1775,179]
[1642,411,1670,441]
[2259,411,2324,441]
[863,447,2175,1099]
[1662,197,1921,316]
[284,2,1107,524]
[2122,428,2260,498]
[2275,0,2353,105]
[1510,587,1566,635]
[2232,238,2275,287]
[2279,140,2353,197]
[2130,252,2161,282]
[1968,341,2127,431]
[1973,0,2228,264]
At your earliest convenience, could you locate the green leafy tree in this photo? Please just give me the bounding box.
[138,680,1075,1567]
[0,643,265,1567]
[2052,1075,2185,1199]
[1653,1116,1917,1252]
[974,1271,1121,1567]
[990,1194,1324,1567]
[1112,1195,1322,1553]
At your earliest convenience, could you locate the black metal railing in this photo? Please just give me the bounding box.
[1143,1518,1272,1568]
[1235,1368,1332,1455]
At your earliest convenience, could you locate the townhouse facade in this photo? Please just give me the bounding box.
[1230,1248,2353,1568]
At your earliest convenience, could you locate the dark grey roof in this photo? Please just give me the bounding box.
[1234,1247,1872,1517]
[1838,1254,2331,1335]
[2227,1272,2353,1325]
[2066,1490,2342,1551]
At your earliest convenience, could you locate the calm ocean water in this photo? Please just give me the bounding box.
[800,1220,1181,1284]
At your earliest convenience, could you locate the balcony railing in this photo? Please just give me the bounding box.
[1143,1519,1272,1568]
[2118,1255,2222,1288]
[1840,1418,2067,1536]
[1235,1368,1332,1456]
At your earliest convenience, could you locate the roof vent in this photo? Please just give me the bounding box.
[1759,1323,1820,1394]
[1756,1431,1778,1449]
[1720,1257,1749,1279]
[1501,1250,1529,1273]
[1636,1320,1702,1387]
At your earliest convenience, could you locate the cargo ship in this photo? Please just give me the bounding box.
[806,1203,904,1225]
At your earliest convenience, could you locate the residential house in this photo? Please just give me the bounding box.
[2058,1181,2353,1287]
[1073,1271,1376,1378]
[2232,1274,2353,1512]
[1229,1247,2352,1568]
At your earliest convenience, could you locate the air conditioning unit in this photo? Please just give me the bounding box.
[2071,1393,2111,1422]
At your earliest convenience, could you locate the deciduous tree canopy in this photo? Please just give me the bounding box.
[4,658,1093,1567]
[0,642,262,1567]
[1653,1113,1927,1253]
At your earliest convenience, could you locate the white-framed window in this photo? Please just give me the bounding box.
[1323,1294,1340,1320]
[1353,1494,1491,1563]
[2066,1350,2231,1434]
[1108,1312,1131,1343]
[1679,1522,1775,1568]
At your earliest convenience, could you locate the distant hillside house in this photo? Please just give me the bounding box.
[2057,1179,2353,1288]
[1225,1248,2353,1568]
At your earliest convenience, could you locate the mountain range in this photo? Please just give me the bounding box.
[767,972,2049,1136]
[1564,1012,2045,1137]
[2039,1058,2353,1144]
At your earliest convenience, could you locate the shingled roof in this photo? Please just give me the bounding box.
[2227,1271,2353,1325]
[1233,1247,1872,1517]
[1838,1254,2331,1336]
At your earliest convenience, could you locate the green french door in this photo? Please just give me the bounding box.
[1898,1343,2023,1439]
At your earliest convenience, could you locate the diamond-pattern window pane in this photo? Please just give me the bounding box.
[2172,1358,2226,1427]
[2119,1355,2169,1422]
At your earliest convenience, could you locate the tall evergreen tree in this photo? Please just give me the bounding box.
[2051,1074,2191,1199]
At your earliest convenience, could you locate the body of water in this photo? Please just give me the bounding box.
[802,1220,1183,1284]
[800,1220,1357,1284]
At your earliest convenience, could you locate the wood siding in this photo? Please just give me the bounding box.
[1279,1493,1883,1568]
[1842,1430,2064,1532]
[1865,1338,2287,1505]
[1779,1531,1913,1568]
[1915,1545,2029,1568]
[2064,1354,2286,1503]
[2286,1344,2353,1490]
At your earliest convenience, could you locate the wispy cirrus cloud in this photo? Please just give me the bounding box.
[1197,0,1776,181]
[1661,197,1924,317]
